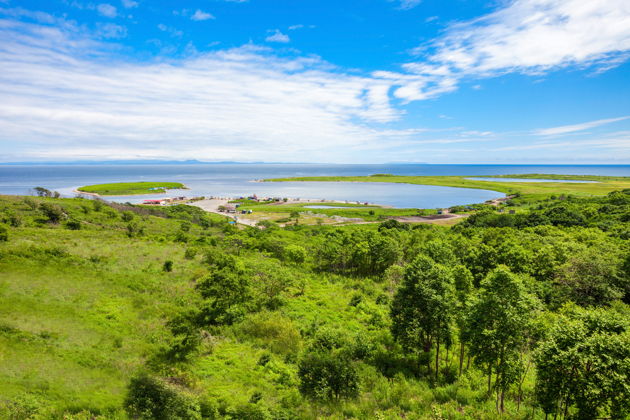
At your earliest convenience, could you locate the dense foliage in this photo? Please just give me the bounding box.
[0,188,628,419]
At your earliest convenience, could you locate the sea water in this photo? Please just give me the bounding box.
[0,164,628,209]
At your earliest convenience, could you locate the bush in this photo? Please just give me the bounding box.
[39,203,66,223]
[23,197,38,210]
[0,224,8,242]
[66,219,81,230]
[237,312,302,356]
[163,260,174,272]
[297,351,359,401]
[284,244,306,264]
[184,248,197,260]
[349,293,363,307]
[230,403,270,420]
[124,373,201,420]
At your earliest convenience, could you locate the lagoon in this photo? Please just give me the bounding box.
[1,163,628,209]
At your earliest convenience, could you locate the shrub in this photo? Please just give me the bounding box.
[349,293,363,307]
[39,203,66,223]
[230,403,270,420]
[121,211,135,222]
[237,312,302,356]
[23,197,38,210]
[124,373,201,420]
[297,351,359,401]
[0,224,8,242]
[163,260,174,272]
[184,248,197,260]
[66,219,81,230]
[284,244,306,264]
[3,212,22,227]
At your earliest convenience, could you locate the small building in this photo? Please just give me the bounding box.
[143,199,164,205]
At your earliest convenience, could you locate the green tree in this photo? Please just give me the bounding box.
[534,305,629,420]
[196,259,250,326]
[452,264,474,376]
[555,247,625,307]
[297,351,358,401]
[390,255,456,380]
[33,187,51,197]
[464,266,537,412]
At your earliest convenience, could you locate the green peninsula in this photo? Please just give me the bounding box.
[77,181,186,196]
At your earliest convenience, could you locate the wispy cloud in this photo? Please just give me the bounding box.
[535,116,630,136]
[157,23,183,38]
[191,10,214,21]
[95,22,127,39]
[121,0,138,8]
[395,0,630,101]
[96,3,117,18]
[398,0,421,10]
[265,29,289,43]
[0,18,417,162]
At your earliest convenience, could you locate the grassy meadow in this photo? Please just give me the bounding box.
[77,182,186,196]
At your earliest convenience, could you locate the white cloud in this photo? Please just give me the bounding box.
[288,24,303,30]
[436,0,630,73]
[121,0,138,8]
[535,116,630,136]
[398,0,421,10]
[96,22,127,39]
[265,29,289,43]
[0,18,419,162]
[191,10,214,21]
[397,0,630,100]
[96,3,117,18]
[157,23,183,38]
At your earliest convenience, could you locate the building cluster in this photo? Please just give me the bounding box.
[142,196,188,205]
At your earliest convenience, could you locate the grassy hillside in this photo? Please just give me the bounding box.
[77,182,186,195]
[0,190,628,419]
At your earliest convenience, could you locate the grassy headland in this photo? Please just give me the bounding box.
[77,181,186,196]
[265,174,630,201]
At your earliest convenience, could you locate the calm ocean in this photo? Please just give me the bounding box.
[1,164,628,208]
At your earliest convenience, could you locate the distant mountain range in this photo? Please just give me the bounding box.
[0,160,280,165]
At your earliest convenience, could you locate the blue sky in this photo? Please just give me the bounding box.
[0,0,629,163]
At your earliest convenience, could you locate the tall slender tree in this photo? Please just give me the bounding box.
[391,255,456,381]
[464,266,537,412]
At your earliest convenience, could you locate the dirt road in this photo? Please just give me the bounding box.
[189,198,259,227]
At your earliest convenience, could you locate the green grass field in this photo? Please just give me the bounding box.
[265,174,630,202]
[236,201,437,221]
[77,181,186,196]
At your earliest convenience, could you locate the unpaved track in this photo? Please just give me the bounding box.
[190,198,259,227]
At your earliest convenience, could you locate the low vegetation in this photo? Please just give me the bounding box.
[0,182,628,419]
[77,181,186,196]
